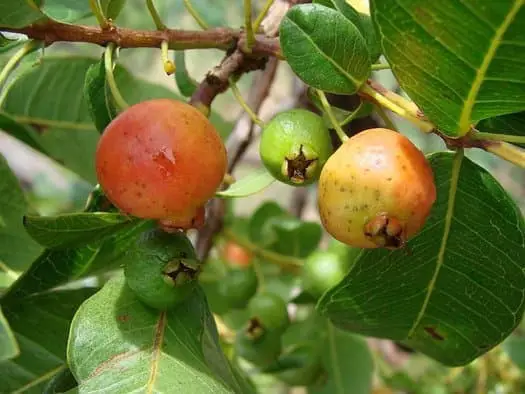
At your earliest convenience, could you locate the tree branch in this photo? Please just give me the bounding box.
[1,20,281,57]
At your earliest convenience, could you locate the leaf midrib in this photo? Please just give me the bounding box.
[458,0,524,132]
[285,16,362,87]
[407,150,464,338]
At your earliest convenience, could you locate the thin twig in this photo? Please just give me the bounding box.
[146,0,166,30]
[183,0,209,30]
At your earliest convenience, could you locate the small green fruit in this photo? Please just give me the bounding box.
[124,229,201,310]
[217,266,258,309]
[273,344,324,386]
[235,329,282,367]
[301,251,352,298]
[247,292,289,334]
[260,109,333,186]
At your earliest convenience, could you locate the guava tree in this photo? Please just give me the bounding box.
[0,0,525,393]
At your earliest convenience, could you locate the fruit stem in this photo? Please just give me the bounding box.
[161,41,176,75]
[229,78,264,126]
[471,132,525,145]
[371,63,391,71]
[89,0,109,29]
[316,89,349,143]
[146,0,166,30]
[243,0,256,52]
[359,83,434,133]
[252,258,266,291]
[253,0,275,33]
[182,0,209,30]
[0,40,41,93]
[482,141,525,169]
[222,228,303,272]
[104,43,129,111]
[374,103,398,132]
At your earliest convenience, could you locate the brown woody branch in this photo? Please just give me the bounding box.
[1,20,281,58]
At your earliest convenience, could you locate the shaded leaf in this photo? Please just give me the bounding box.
[477,111,525,145]
[318,152,525,366]
[280,3,371,94]
[84,58,117,133]
[0,306,19,361]
[0,288,97,393]
[503,334,525,370]
[0,0,45,28]
[0,112,47,154]
[0,154,43,276]
[371,0,525,136]
[23,212,138,249]
[216,169,276,198]
[39,0,91,23]
[0,33,25,54]
[68,274,254,393]
[42,367,77,394]
[101,0,127,20]
[1,220,153,303]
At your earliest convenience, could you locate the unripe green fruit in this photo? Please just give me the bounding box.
[247,292,289,334]
[217,266,258,309]
[301,251,352,298]
[124,229,201,310]
[274,344,324,386]
[260,109,333,186]
[235,329,282,367]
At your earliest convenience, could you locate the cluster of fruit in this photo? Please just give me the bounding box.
[96,98,436,250]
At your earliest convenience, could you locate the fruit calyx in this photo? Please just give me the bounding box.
[245,317,265,340]
[282,144,318,184]
[364,213,405,249]
[162,259,200,286]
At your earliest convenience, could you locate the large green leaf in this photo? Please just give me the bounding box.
[39,0,91,23]
[0,288,96,393]
[0,154,43,280]
[0,306,18,361]
[100,0,127,20]
[279,3,371,94]
[371,0,525,136]
[310,323,373,394]
[215,169,276,198]
[68,274,253,393]
[318,152,525,366]
[23,212,138,249]
[0,0,45,28]
[1,220,152,303]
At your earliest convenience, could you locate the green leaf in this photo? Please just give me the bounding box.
[0,0,45,28]
[0,112,47,154]
[0,33,25,54]
[1,220,153,303]
[371,0,525,136]
[174,51,198,97]
[68,274,254,393]
[39,0,91,23]
[307,88,373,126]
[0,154,43,276]
[477,111,525,144]
[0,288,96,393]
[318,152,525,366]
[313,0,363,30]
[271,218,323,258]
[23,212,138,249]
[358,13,382,63]
[42,367,77,394]
[502,334,525,369]
[216,169,276,198]
[100,0,127,20]
[248,202,287,247]
[310,323,373,394]
[84,58,117,133]
[0,306,19,361]
[279,3,371,94]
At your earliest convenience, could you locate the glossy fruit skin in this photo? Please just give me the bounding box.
[124,229,200,310]
[260,109,333,186]
[222,241,253,267]
[96,99,227,228]
[318,128,436,249]
[217,266,258,309]
[248,292,289,334]
[301,251,352,298]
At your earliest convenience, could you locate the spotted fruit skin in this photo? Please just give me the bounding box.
[96,99,227,227]
[318,128,436,249]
